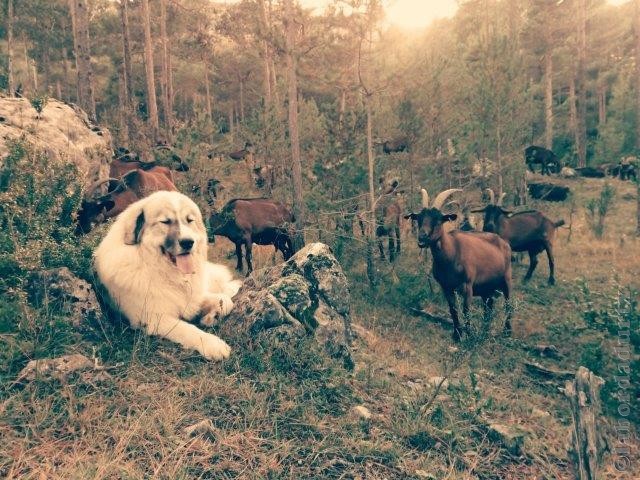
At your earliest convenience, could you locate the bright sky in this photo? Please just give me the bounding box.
[222,0,632,31]
[298,0,631,31]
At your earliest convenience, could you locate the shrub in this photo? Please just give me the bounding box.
[585,183,615,238]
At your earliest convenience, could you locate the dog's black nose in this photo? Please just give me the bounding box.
[179,238,194,251]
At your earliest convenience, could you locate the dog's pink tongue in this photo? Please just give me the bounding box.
[176,253,196,274]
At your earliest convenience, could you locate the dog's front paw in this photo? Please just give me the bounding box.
[197,333,231,361]
[200,294,234,326]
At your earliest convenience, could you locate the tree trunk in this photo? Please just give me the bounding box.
[7,0,15,97]
[239,77,245,123]
[597,79,606,126]
[118,64,129,142]
[284,0,305,251]
[338,88,346,130]
[22,37,32,95]
[56,80,62,100]
[564,367,606,480]
[268,0,279,107]
[544,50,553,150]
[569,75,578,163]
[141,0,159,141]
[575,0,587,167]
[365,92,377,288]
[31,60,38,93]
[120,0,133,106]
[71,0,96,120]
[62,47,71,101]
[204,58,212,121]
[168,42,174,117]
[259,0,272,106]
[228,104,234,136]
[43,48,50,94]
[636,0,640,236]
[159,0,172,139]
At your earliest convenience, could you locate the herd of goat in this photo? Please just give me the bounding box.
[77,142,633,341]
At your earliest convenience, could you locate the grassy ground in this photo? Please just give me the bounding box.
[1,176,639,479]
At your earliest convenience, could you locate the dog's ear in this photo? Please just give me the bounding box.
[124,210,146,245]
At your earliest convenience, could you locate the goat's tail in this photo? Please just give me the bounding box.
[554,219,565,228]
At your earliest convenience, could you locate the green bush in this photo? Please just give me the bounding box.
[585,183,615,239]
[0,139,98,383]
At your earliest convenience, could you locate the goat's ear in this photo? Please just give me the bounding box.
[470,208,486,213]
[404,213,417,220]
[443,213,457,223]
[124,209,146,245]
[500,208,514,216]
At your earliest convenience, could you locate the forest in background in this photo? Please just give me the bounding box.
[1,0,640,212]
[2,2,640,478]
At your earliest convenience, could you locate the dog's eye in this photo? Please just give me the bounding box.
[160,219,172,225]
[186,216,195,223]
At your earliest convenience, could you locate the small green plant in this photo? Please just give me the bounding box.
[30,93,49,118]
[585,183,615,238]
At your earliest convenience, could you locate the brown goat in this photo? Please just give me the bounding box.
[406,188,513,342]
[368,176,405,261]
[76,168,177,234]
[209,198,297,274]
[472,189,564,285]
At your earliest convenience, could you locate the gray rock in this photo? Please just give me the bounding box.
[487,423,528,455]
[0,96,112,188]
[27,267,100,327]
[220,243,353,367]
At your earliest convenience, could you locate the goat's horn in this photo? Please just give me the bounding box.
[84,178,118,200]
[484,188,495,205]
[432,188,463,210]
[498,192,506,206]
[420,188,430,208]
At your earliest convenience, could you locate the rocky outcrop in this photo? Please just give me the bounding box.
[218,243,353,368]
[0,95,111,187]
[27,267,101,327]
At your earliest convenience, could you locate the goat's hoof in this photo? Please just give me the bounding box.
[452,331,462,342]
[548,278,556,286]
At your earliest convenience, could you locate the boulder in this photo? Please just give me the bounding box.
[219,243,353,368]
[0,95,111,187]
[27,267,100,327]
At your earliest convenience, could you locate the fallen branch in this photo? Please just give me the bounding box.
[565,367,606,480]
[524,360,574,380]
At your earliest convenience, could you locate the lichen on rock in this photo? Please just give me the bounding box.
[219,242,353,368]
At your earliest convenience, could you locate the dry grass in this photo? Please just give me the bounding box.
[1,177,639,478]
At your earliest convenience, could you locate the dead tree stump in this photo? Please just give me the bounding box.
[564,366,607,480]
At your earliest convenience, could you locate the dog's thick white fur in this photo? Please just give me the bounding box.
[94,191,242,360]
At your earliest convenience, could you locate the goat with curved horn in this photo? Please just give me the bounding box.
[405,187,513,342]
[84,178,119,201]
[432,188,463,210]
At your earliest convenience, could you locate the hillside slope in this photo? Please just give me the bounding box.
[1,176,639,479]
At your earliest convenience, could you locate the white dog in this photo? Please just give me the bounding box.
[94,191,242,360]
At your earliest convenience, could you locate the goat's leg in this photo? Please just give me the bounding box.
[501,280,513,335]
[388,234,395,262]
[395,225,401,255]
[378,236,386,260]
[523,250,539,282]
[245,239,254,275]
[544,242,556,285]
[462,283,473,333]
[235,242,243,272]
[443,290,463,342]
